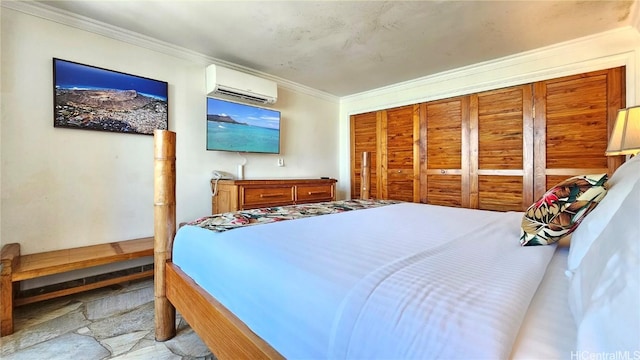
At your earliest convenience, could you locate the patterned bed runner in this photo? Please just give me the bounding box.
[188,199,401,233]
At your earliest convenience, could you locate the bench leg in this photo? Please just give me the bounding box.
[1,243,19,336]
[1,265,14,336]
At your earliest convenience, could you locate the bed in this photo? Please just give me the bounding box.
[153,130,639,359]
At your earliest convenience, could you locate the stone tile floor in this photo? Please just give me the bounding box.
[0,278,214,359]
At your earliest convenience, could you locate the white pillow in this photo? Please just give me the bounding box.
[567,155,640,271]
[569,179,640,351]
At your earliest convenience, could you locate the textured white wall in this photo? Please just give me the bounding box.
[0,8,339,256]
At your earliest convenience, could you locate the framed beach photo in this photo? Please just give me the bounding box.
[53,58,168,135]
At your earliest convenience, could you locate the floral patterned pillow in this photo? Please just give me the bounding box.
[520,174,608,246]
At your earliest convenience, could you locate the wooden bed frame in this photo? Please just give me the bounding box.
[152,129,623,358]
[153,130,282,359]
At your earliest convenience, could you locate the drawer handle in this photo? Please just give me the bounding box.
[260,194,284,198]
[307,191,328,195]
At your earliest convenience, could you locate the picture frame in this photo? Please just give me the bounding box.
[53,58,168,135]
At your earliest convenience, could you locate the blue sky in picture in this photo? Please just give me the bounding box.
[54,59,167,100]
[207,97,280,130]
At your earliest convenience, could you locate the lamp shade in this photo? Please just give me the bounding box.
[606,106,640,156]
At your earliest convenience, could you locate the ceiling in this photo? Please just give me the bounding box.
[33,0,638,97]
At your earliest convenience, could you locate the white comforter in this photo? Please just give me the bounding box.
[173,202,556,359]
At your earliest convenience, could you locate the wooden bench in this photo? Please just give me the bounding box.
[0,237,154,336]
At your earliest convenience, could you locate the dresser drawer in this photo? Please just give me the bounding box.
[212,178,337,214]
[296,184,335,203]
[240,186,295,209]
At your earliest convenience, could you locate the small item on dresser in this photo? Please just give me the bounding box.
[237,164,244,180]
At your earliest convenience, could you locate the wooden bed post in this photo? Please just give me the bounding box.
[154,130,177,341]
[361,151,371,200]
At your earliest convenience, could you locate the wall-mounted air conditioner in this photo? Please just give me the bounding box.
[206,64,277,104]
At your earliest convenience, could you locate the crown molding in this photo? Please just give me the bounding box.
[1,0,338,103]
[342,26,640,112]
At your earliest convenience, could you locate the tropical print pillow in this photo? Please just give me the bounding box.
[520,174,608,246]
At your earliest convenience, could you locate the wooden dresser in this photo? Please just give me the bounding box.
[211,178,337,214]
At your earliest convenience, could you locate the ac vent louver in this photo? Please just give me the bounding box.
[206,64,277,104]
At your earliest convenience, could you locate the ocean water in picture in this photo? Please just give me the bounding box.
[55,59,168,100]
[207,120,280,153]
[206,97,281,153]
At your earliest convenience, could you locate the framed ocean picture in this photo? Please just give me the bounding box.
[53,58,168,135]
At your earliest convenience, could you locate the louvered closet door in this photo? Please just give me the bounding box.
[421,97,469,207]
[472,85,534,211]
[380,105,420,202]
[351,111,379,199]
[533,68,625,198]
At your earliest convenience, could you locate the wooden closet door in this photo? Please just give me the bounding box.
[533,67,625,198]
[421,97,469,207]
[472,85,534,211]
[351,111,380,199]
[380,105,420,202]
